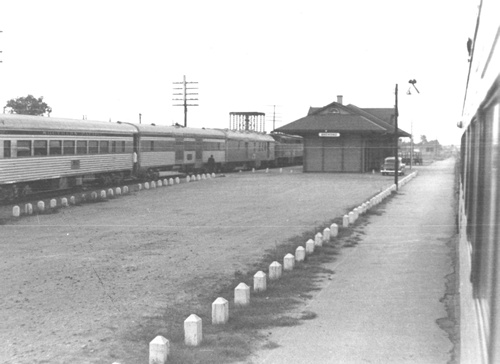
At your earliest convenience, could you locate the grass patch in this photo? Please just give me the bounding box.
[118,213,378,363]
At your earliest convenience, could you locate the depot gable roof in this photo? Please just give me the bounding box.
[277,101,410,137]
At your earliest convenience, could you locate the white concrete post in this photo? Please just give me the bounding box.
[353,208,359,221]
[12,206,20,217]
[107,188,114,197]
[145,182,150,190]
[266,168,269,173]
[186,176,191,183]
[343,215,349,227]
[149,335,169,364]
[295,246,305,262]
[211,173,215,178]
[157,180,162,187]
[184,314,202,346]
[330,223,338,237]
[61,198,68,207]
[323,227,331,242]
[283,253,295,271]
[100,190,106,199]
[163,179,168,186]
[151,181,156,189]
[252,168,255,173]
[348,211,355,224]
[314,232,323,247]
[269,261,282,280]
[202,174,206,180]
[280,168,283,173]
[207,173,212,179]
[115,187,122,196]
[50,199,57,208]
[123,186,129,194]
[196,174,201,181]
[138,184,142,191]
[169,178,174,185]
[25,203,33,215]
[37,201,45,212]
[175,177,180,184]
[253,271,267,292]
[305,239,315,254]
[70,196,76,205]
[212,297,229,324]
[234,283,250,306]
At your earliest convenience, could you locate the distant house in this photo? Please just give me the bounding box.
[275,96,410,173]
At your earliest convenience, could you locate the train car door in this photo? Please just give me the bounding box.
[133,133,140,174]
[195,138,203,169]
[175,137,184,166]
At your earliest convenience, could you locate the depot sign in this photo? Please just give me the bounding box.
[318,132,340,137]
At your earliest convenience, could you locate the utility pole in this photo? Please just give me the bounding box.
[173,75,198,127]
[394,83,399,191]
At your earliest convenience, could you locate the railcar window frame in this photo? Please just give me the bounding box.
[34,140,48,156]
[100,140,109,154]
[77,141,88,155]
[63,140,76,155]
[3,140,11,158]
[16,140,32,157]
[88,141,99,154]
[49,140,62,156]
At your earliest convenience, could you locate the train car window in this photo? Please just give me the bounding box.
[3,140,11,158]
[63,141,75,155]
[100,141,109,154]
[49,140,62,155]
[185,141,196,150]
[119,141,126,153]
[17,140,32,157]
[111,141,117,153]
[34,140,48,156]
[125,140,133,153]
[140,140,152,152]
[77,141,88,154]
[89,141,99,154]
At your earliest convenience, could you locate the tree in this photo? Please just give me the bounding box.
[420,135,428,144]
[4,95,52,116]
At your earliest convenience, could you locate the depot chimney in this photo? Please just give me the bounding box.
[337,95,343,104]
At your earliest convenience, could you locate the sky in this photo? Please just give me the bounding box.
[0,0,480,145]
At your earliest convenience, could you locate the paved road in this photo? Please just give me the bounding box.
[251,159,457,364]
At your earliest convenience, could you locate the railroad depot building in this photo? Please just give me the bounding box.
[275,96,411,173]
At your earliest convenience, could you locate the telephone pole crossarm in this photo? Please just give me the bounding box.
[172,75,199,127]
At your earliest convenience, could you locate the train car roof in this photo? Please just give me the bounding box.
[0,114,137,134]
[132,123,226,138]
[220,129,275,142]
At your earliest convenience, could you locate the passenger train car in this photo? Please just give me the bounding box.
[458,0,500,362]
[0,114,302,202]
[270,132,304,166]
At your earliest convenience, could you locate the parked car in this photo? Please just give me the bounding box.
[380,156,405,176]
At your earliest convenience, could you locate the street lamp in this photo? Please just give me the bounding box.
[407,79,419,170]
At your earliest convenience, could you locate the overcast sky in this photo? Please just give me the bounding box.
[0,0,480,145]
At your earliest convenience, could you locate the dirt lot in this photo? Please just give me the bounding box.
[0,167,396,364]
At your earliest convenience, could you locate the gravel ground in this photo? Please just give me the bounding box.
[0,166,399,364]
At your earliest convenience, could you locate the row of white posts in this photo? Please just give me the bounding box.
[121,171,421,364]
[12,173,217,218]
[251,168,293,174]
[341,171,418,228]
[143,221,339,364]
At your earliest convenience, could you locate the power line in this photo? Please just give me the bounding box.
[172,75,198,127]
